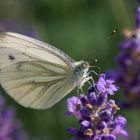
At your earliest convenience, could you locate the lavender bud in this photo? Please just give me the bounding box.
[102,134,116,140]
[88,86,95,93]
[80,120,91,130]
[96,121,107,130]
[99,109,112,120]
[66,128,79,135]
[80,95,88,105]
[88,92,97,105]
[97,94,107,107]
[80,108,91,117]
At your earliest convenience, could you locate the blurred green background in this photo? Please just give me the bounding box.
[0,0,139,140]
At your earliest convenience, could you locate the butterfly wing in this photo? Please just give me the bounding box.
[0,32,75,69]
[0,32,76,109]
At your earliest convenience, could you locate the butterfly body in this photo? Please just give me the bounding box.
[0,32,90,109]
[72,61,89,88]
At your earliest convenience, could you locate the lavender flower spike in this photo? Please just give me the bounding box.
[66,73,127,140]
[106,7,140,108]
[136,7,140,29]
[0,94,28,140]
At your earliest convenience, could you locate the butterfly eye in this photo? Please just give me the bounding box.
[81,61,89,69]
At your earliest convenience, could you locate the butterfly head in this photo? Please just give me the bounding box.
[79,60,89,70]
[73,60,90,88]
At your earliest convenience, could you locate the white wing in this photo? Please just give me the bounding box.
[0,32,76,109]
[0,32,75,69]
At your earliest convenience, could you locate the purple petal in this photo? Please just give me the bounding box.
[67,96,82,119]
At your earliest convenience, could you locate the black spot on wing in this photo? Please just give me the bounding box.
[8,55,15,60]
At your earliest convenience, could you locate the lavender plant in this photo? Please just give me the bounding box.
[107,7,140,108]
[66,74,127,140]
[0,94,28,140]
[0,20,39,39]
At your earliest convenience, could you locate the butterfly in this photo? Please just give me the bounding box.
[0,32,91,109]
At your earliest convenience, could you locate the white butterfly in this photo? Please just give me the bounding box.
[0,32,91,109]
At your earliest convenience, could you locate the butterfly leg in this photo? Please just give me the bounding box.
[86,79,92,86]
[87,69,100,85]
[77,87,84,95]
[88,70,99,77]
[84,75,95,86]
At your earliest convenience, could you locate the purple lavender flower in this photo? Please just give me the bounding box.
[66,74,127,140]
[0,95,28,140]
[0,20,39,39]
[96,74,118,95]
[106,7,140,108]
[66,96,82,119]
[136,7,140,29]
[112,116,128,136]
